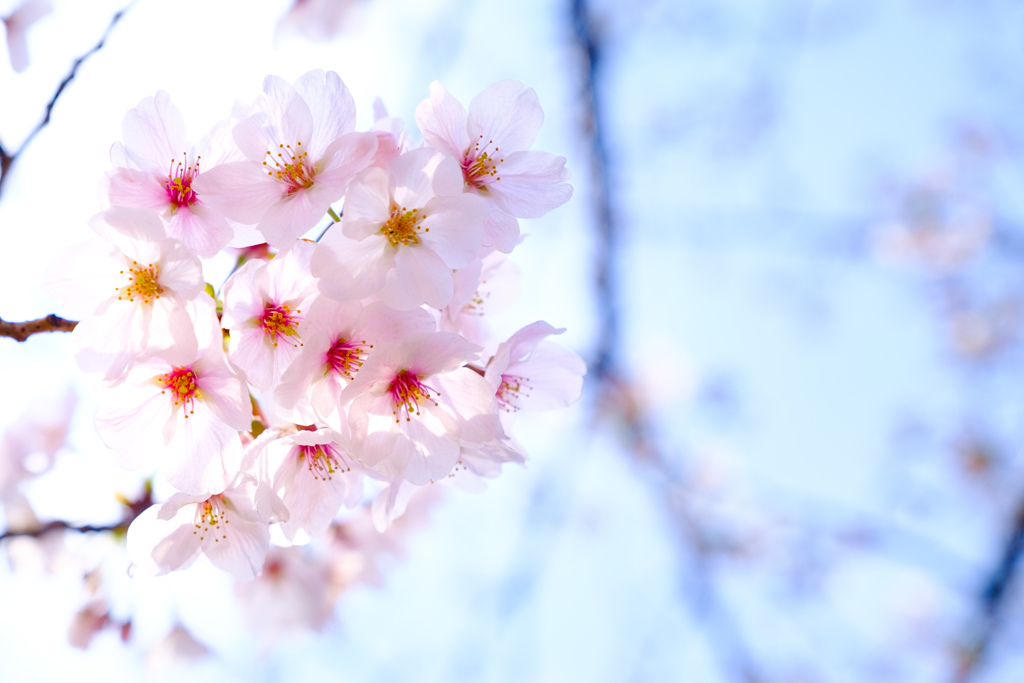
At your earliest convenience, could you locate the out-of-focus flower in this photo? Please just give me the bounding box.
[3,0,51,72]
[276,0,364,43]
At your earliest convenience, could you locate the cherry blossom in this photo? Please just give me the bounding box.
[106,91,239,258]
[194,70,378,248]
[312,146,487,310]
[126,474,274,580]
[275,299,434,431]
[251,428,362,544]
[2,0,50,72]
[485,320,586,416]
[94,297,251,495]
[343,332,501,485]
[47,207,204,381]
[415,80,573,251]
[220,238,319,391]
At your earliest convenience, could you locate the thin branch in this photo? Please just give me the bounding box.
[953,498,1024,682]
[0,4,132,197]
[571,0,618,383]
[0,314,78,342]
[0,482,151,543]
[0,520,123,542]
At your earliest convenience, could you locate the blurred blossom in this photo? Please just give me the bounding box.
[2,0,50,72]
[276,0,365,42]
[870,174,991,272]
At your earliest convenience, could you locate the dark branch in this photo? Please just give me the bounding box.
[0,314,78,342]
[954,499,1024,682]
[0,5,131,197]
[571,0,619,383]
[0,482,151,543]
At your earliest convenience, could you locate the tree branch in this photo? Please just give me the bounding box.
[0,314,78,342]
[0,4,132,197]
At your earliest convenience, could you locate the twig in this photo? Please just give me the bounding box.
[0,482,151,543]
[0,313,78,342]
[953,499,1024,682]
[0,4,132,197]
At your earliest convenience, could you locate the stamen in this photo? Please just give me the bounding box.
[192,495,229,543]
[258,303,301,348]
[116,261,163,304]
[462,135,503,188]
[387,369,440,423]
[325,337,371,380]
[263,141,314,194]
[159,366,201,417]
[380,205,428,247]
[497,373,531,412]
[165,152,201,208]
[298,443,351,481]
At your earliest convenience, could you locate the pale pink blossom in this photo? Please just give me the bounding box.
[106,92,240,258]
[220,239,319,391]
[194,70,377,248]
[236,546,333,647]
[47,207,204,381]
[312,147,487,310]
[415,80,573,251]
[485,321,586,416]
[3,0,50,72]
[126,474,274,580]
[343,332,501,485]
[275,299,434,431]
[94,297,251,496]
[251,428,362,544]
[276,0,364,42]
[440,252,520,345]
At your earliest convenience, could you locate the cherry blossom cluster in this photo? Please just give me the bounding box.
[46,70,584,581]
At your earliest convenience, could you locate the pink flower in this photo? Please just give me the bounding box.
[3,0,50,72]
[106,92,239,258]
[126,474,274,580]
[47,207,204,381]
[194,70,378,248]
[415,81,573,252]
[275,299,434,431]
[343,332,501,485]
[312,147,487,310]
[220,239,319,391]
[94,297,252,496]
[251,428,363,544]
[485,320,586,415]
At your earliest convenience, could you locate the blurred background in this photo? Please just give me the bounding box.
[2,0,1024,681]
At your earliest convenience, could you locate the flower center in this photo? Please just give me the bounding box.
[380,205,428,247]
[116,261,163,304]
[263,141,314,194]
[387,369,440,423]
[462,135,503,188]
[258,303,301,348]
[160,366,201,417]
[298,443,350,481]
[496,373,531,412]
[325,337,371,380]
[192,495,229,543]
[166,153,200,208]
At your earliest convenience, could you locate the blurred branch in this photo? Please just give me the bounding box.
[0,4,131,197]
[571,0,618,383]
[0,314,77,342]
[572,1,767,680]
[0,483,151,543]
[954,498,1024,683]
